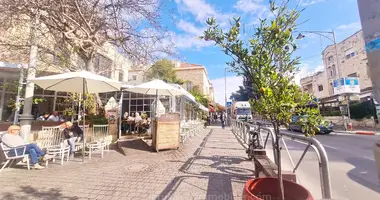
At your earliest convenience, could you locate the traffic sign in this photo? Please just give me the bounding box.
[226,101,232,107]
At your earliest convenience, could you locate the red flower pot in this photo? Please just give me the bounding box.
[243,177,314,200]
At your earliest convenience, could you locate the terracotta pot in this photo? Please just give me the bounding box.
[243,177,314,200]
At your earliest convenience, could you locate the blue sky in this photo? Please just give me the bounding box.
[163,0,362,104]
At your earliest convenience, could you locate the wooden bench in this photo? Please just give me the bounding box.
[253,150,297,182]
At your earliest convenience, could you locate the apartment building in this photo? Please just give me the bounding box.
[300,71,329,99]
[300,30,373,102]
[173,61,215,102]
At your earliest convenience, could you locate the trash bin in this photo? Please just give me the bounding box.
[374,140,380,184]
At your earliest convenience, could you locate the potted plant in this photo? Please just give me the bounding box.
[201,1,324,199]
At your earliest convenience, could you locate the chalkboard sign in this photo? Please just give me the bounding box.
[158,113,180,122]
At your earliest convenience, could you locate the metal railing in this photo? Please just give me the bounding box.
[230,119,332,199]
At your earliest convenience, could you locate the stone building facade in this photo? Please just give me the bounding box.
[300,71,329,99]
[300,30,373,101]
[322,30,371,94]
[173,62,215,102]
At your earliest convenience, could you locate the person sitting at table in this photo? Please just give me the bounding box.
[48,111,60,122]
[122,112,129,134]
[134,112,143,133]
[127,113,135,133]
[1,125,53,169]
[62,121,83,158]
[37,112,50,121]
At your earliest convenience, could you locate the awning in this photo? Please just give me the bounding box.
[198,103,208,112]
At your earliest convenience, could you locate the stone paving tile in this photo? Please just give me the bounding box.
[0,126,253,200]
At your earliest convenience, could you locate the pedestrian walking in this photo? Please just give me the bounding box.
[220,112,226,129]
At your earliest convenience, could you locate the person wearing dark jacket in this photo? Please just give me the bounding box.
[62,122,83,157]
[220,112,226,129]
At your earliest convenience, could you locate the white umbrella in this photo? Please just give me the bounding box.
[28,71,121,93]
[123,79,186,117]
[28,70,122,161]
[124,79,185,96]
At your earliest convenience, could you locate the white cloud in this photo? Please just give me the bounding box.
[175,0,233,23]
[234,0,265,13]
[169,31,213,49]
[294,63,325,85]
[211,76,243,105]
[172,0,233,50]
[314,64,324,72]
[170,19,214,50]
[299,0,325,6]
[176,19,204,35]
[336,22,361,30]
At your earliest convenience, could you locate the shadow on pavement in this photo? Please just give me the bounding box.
[158,127,254,200]
[345,157,380,194]
[1,186,79,200]
[117,138,153,155]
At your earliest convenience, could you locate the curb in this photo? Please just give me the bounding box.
[355,131,376,135]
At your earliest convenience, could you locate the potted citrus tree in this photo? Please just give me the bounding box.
[201,1,324,199]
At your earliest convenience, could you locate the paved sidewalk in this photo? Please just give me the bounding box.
[0,126,253,200]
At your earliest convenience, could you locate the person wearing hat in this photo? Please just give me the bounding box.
[62,121,83,158]
[1,125,52,169]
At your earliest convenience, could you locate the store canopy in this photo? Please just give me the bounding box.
[198,104,208,112]
[170,84,197,103]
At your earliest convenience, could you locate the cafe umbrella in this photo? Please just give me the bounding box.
[28,70,122,161]
[123,79,186,117]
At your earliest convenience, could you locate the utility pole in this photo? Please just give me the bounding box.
[224,67,227,107]
[19,10,40,142]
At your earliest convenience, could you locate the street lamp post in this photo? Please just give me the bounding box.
[296,30,340,78]
[224,67,227,107]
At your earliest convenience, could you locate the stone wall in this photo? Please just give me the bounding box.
[324,116,378,128]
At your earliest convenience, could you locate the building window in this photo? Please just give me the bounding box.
[318,85,323,92]
[132,75,137,81]
[119,71,124,82]
[327,56,334,62]
[347,72,358,77]
[345,52,355,59]
[186,82,192,91]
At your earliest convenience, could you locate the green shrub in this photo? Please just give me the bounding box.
[349,101,374,120]
[86,115,108,125]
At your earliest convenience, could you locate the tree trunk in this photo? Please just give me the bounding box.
[274,123,285,200]
[85,58,104,111]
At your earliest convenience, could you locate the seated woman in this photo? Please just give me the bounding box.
[134,112,143,133]
[1,125,53,169]
[61,122,83,158]
[122,112,130,134]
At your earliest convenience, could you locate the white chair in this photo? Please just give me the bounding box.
[86,125,109,160]
[38,126,69,165]
[0,143,30,172]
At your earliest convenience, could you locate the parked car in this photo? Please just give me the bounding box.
[288,115,333,134]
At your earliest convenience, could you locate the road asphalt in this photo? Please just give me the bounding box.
[265,130,380,200]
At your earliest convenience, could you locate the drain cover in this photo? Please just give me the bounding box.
[123,163,150,172]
